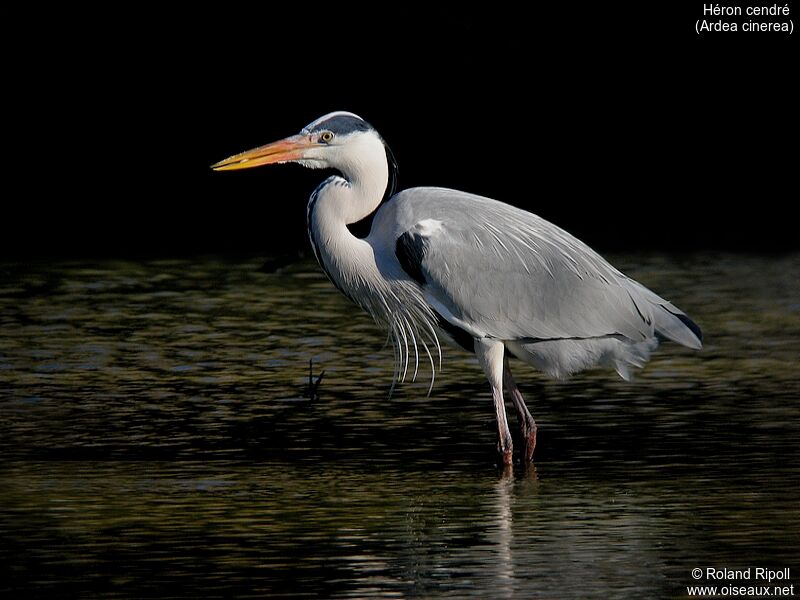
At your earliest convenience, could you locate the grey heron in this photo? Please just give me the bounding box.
[212,111,702,466]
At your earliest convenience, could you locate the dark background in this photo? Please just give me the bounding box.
[5,4,796,258]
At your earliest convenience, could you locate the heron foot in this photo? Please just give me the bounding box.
[521,419,537,462]
[497,435,514,466]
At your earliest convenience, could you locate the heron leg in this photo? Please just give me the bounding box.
[503,357,537,462]
[476,339,513,466]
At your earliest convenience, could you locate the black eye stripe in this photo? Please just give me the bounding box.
[308,114,371,136]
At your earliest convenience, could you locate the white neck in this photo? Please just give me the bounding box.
[307,132,389,299]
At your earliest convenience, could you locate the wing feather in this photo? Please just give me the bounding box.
[373,187,698,347]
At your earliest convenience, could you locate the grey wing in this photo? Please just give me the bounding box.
[380,187,701,349]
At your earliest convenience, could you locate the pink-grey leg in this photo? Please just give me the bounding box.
[475,339,514,466]
[504,357,537,462]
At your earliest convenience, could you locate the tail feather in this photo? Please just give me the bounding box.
[626,279,703,351]
[653,306,703,350]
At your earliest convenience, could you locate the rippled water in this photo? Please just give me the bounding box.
[1,254,799,598]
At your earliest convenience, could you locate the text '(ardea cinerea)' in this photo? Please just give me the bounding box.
[212,111,702,466]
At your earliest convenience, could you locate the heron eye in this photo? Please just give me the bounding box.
[320,131,334,143]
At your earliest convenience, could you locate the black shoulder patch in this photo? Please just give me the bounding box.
[395,231,429,285]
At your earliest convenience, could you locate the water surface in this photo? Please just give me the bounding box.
[1,254,798,598]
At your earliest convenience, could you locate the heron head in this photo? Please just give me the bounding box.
[211,111,382,172]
